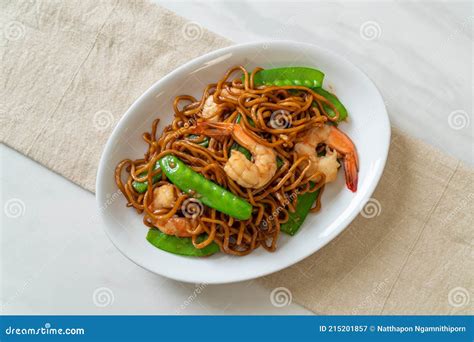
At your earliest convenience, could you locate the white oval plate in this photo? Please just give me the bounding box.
[96,41,390,284]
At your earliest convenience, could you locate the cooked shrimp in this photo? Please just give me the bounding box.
[152,217,196,237]
[192,122,277,188]
[152,183,176,209]
[202,96,221,122]
[149,184,196,237]
[295,124,358,192]
[220,87,243,100]
[201,87,242,121]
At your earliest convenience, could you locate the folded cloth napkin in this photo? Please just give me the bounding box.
[2,0,472,314]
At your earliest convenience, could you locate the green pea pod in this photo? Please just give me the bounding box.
[312,87,348,122]
[247,67,348,122]
[249,67,325,88]
[146,229,219,256]
[131,134,209,193]
[159,155,252,220]
[280,189,320,236]
[132,161,161,194]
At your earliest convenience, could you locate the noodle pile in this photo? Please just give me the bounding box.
[115,66,341,256]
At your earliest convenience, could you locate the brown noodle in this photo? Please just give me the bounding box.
[115,66,339,256]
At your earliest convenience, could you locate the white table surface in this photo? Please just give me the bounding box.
[1,0,472,315]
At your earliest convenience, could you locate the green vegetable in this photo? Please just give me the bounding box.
[250,67,325,88]
[132,161,161,193]
[159,155,252,220]
[247,67,348,122]
[235,113,255,127]
[280,188,320,236]
[188,134,209,147]
[230,142,252,161]
[146,229,219,256]
[276,157,284,168]
[313,87,348,122]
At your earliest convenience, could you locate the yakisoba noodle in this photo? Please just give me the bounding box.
[115,65,358,256]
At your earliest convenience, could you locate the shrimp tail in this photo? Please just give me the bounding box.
[191,122,234,138]
[326,126,359,192]
[343,153,358,192]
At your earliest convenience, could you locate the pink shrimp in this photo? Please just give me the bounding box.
[295,124,358,192]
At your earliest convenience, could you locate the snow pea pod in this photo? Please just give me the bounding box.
[312,87,348,121]
[250,67,348,122]
[159,155,252,220]
[280,188,320,236]
[133,137,208,193]
[146,228,219,256]
[132,162,161,194]
[251,67,325,88]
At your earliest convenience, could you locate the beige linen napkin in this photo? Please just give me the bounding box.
[1,0,229,189]
[261,133,473,315]
[2,0,472,315]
